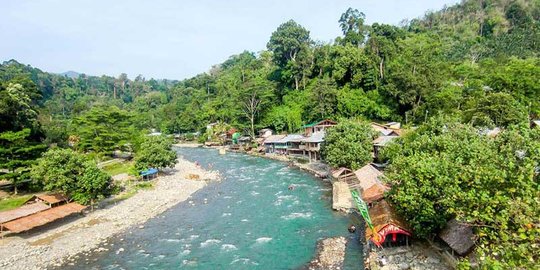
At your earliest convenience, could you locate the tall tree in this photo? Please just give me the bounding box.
[72,105,133,155]
[0,129,46,194]
[267,20,311,90]
[338,8,368,47]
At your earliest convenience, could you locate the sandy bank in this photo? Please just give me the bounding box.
[0,157,219,270]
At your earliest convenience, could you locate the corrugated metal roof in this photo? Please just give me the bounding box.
[303,131,325,143]
[275,134,305,143]
[0,203,50,224]
[1,203,86,233]
[373,136,398,146]
[263,135,287,144]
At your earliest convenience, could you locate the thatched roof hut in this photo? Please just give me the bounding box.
[365,200,411,247]
[354,164,383,191]
[438,219,476,256]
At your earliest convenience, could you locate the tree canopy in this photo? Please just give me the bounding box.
[31,148,112,205]
[134,135,178,171]
[382,117,540,268]
[321,119,376,170]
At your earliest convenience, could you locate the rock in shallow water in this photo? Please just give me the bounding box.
[306,237,347,270]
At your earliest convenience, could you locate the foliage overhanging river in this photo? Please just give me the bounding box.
[67,147,363,269]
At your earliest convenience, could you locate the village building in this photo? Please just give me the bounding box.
[302,119,337,136]
[301,131,326,162]
[331,167,355,182]
[354,164,389,205]
[354,164,383,191]
[238,136,252,146]
[371,122,401,137]
[438,219,477,257]
[531,120,540,128]
[263,135,286,154]
[274,134,304,155]
[365,199,412,248]
[27,193,69,207]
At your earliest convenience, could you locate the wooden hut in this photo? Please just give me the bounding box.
[371,122,401,137]
[0,193,86,236]
[366,200,412,247]
[438,219,476,256]
[332,167,353,180]
[26,193,69,207]
[354,164,383,191]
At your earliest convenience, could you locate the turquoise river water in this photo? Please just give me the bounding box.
[67,147,363,269]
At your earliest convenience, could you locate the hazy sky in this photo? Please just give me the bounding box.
[0,0,459,80]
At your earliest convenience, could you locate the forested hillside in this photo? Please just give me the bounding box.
[2,0,539,140]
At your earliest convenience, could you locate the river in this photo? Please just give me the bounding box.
[67,147,363,269]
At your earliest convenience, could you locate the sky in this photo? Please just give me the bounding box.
[0,0,460,80]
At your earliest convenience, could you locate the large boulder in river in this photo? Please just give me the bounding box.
[332,181,354,212]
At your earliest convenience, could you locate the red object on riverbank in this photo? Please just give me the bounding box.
[365,200,411,247]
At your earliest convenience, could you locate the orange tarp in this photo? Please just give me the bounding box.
[1,203,86,233]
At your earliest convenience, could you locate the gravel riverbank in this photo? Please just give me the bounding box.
[0,157,219,270]
[307,237,348,270]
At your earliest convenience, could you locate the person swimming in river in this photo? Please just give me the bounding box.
[288,184,295,191]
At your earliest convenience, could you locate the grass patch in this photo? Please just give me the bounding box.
[102,161,134,176]
[0,195,32,212]
[113,181,155,201]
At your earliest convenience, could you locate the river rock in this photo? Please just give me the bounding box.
[332,182,354,212]
[306,237,347,270]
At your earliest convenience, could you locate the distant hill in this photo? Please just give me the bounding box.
[59,70,81,79]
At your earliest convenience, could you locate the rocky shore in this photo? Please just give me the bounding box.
[306,237,347,270]
[0,157,219,270]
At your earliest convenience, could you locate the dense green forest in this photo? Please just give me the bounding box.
[2,0,539,142]
[1,0,539,267]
